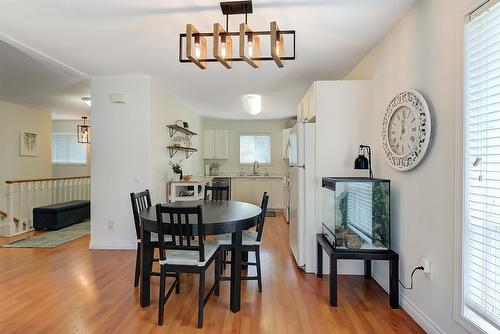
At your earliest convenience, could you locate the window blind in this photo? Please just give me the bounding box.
[52,134,87,164]
[465,1,500,329]
[345,182,373,240]
[239,135,271,164]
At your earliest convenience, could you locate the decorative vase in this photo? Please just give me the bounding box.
[173,173,181,181]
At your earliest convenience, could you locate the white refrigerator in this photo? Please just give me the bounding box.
[288,122,316,271]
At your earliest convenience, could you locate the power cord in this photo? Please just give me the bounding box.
[399,266,424,290]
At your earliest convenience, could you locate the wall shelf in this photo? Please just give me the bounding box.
[167,145,197,159]
[167,124,197,140]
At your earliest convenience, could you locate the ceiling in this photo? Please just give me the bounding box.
[0,0,417,119]
[0,40,90,120]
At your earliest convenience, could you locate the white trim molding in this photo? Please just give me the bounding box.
[88,241,137,250]
[372,272,446,334]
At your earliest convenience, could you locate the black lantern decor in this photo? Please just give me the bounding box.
[77,116,90,144]
[354,145,373,179]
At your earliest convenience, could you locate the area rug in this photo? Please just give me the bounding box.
[3,220,90,248]
[266,211,277,217]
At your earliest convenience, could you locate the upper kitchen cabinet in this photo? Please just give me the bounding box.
[282,128,291,159]
[297,83,316,123]
[203,129,228,159]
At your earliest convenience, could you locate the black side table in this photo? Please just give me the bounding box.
[316,234,400,309]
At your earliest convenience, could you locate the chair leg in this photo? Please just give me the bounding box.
[175,273,180,294]
[223,251,227,270]
[215,253,220,296]
[158,266,166,326]
[134,248,140,287]
[256,248,262,293]
[198,271,205,328]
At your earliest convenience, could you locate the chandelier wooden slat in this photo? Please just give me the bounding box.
[179,1,295,69]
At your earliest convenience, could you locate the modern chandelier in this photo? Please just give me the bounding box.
[179,0,296,69]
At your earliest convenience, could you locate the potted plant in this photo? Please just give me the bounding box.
[169,160,183,181]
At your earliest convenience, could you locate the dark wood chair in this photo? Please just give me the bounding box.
[130,190,154,287]
[130,190,175,287]
[155,204,221,328]
[216,192,269,292]
[204,185,230,201]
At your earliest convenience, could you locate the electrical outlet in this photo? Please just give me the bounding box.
[107,220,114,230]
[421,258,431,275]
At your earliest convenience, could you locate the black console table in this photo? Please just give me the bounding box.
[316,234,399,309]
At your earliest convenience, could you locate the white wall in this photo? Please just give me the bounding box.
[345,0,473,333]
[149,78,204,203]
[52,119,91,177]
[202,118,288,176]
[0,101,52,211]
[89,76,204,249]
[313,81,373,274]
[90,76,151,249]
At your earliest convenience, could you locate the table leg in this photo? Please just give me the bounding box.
[364,260,371,278]
[389,257,399,309]
[330,256,337,307]
[230,229,243,313]
[140,228,153,307]
[317,241,323,278]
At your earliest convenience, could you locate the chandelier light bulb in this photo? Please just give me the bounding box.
[275,40,280,56]
[195,42,201,58]
[248,41,253,57]
[221,41,226,58]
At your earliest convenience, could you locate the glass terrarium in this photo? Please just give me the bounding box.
[321,177,390,251]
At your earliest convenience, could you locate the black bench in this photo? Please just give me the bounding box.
[33,200,90,230]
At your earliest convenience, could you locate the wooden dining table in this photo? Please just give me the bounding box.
[139,200,262,313]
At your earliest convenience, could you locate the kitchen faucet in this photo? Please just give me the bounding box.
[253,161,260,175]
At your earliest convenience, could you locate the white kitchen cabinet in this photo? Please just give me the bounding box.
[282,128,291,159]
[269,178,285,209]
[233,178,254,204]
[232,177,285,210]
[253,179,271,206]
[203,129,228,159]
[297,83,316,123]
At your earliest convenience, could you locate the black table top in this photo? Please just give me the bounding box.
[139,200,262,235]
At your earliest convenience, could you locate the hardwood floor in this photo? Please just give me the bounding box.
[0,214,424,333]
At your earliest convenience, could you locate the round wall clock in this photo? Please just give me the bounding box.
[381,89,431,171]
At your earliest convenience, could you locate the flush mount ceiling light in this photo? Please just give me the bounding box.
[242,94,262,115]
[179,0,295,69]
[81,97,91,106]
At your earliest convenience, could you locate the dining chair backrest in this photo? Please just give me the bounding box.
[130,189,152,240]
[204,185,230,201]
[256,192,270,242]
[155,204,206,263]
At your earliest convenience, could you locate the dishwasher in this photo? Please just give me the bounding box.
[211,177,232,200]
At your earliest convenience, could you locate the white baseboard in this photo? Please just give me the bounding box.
[88,240,137,250]
[372,272,445,334]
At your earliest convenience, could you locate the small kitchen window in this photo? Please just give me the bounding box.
[239,134,271,164]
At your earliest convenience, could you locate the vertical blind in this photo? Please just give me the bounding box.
[465,0,500,329]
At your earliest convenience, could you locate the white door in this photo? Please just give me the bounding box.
[253,178,270,206]
[203,130,215,159]
[289,167,305,268]
[233,179,253,204]
[214,130,228,159]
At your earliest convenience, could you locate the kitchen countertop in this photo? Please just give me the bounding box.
[208,175,286,179]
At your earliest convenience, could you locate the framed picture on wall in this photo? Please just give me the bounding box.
[20,131,39,156]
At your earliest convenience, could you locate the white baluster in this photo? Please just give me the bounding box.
[1,183,17,236]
